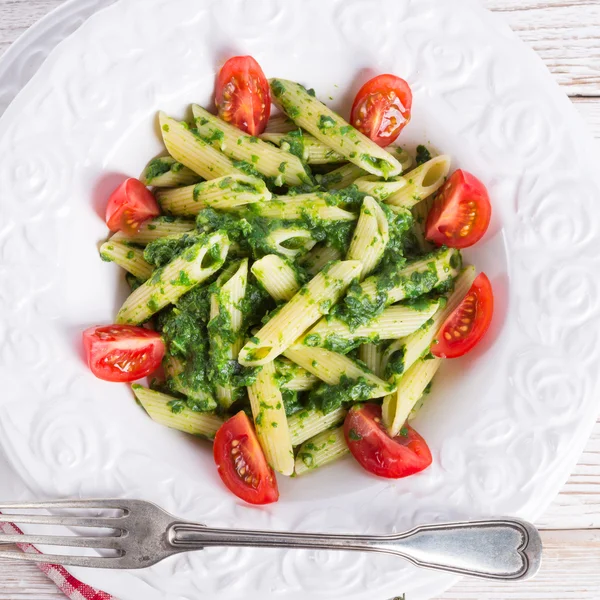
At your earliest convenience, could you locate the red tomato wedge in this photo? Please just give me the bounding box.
[432,273,494,359]
[83,325,165,382]
[214,412,279,505]
[425,170,492,249]
[350,74,412,147]
[344,404,432,479]
[105,178,160,235]
[215,56,271,136]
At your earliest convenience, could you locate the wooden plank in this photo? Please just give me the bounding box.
[482,0,600,96]
[438,529,600,599]
[0,0,63,56]
[0,546,63,599]
[572,97,600,138]
[539,418,600,529]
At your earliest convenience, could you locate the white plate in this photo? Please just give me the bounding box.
[0,0,599,598]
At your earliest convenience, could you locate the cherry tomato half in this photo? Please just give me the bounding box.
[83,325,165,382]
[105,178,160,235]
[213,412,279,505]
[431,273,494,359]
[350,74,413,147]
[215,56,271,136]
[425,170,491,249]
[344,404,432,479]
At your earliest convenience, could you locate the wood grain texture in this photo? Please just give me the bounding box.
[572,96,600,137]
[0,547,64,599]
[0,1,598,599]
[485,0,600,95]
[539,419,600,529]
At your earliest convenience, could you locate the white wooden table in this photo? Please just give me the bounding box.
[0,0,599,598]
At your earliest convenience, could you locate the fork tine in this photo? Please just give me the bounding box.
[0,499,130,511]
[0,549,124,569]
[0,514,126,529]
[0,533,124,549]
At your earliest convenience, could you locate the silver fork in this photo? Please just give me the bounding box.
[0,498,542,580]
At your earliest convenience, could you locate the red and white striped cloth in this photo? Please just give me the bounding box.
[0,519,116,600]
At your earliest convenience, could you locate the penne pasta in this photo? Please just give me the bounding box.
[354,175,407,201]
[100,241,153,280]
[251,254,303,303]
[141,156,202,187]
[382,356,442,437]
[288,407,347,447]
[156,174,271,216]
[343,247,461,321]
[264,113,298,134]
[132,385,222,439]
[264,227,317,259]
[303,302,440,351]
[116,232,229,325]
[385,155,451,208]
[319,163,366,190]
[238,260,362,366]
[383,266,476,376]
[275,357,319,392]
[260,132,346,164]
[282,344,392,398]
[163,354,217,412]
[284,375,318,392]
[248,361,295,475]
[346,196,390,279]
[192,104,308,186]
[393,148,415,173]
[210,260,248,408]
[299,244,343,276]
[269,79,402,178]
[248,194,357,221]
[159,112,244,180]
[411,195,436,253]
[359,343,385,378]
[110,217,195,246]
[295,426,349,475]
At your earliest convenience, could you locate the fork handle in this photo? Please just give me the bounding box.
[169,518,542,581]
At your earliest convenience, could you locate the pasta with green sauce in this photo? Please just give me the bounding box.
[91,65,492,503]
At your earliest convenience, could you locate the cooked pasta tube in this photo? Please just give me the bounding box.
[248,361,295,475]
[295,427,349,475]
[238,261,362,366]
[269,79,402,178]
[156,174,271,216]
[132,385,222,439]
[116,232,229,325]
